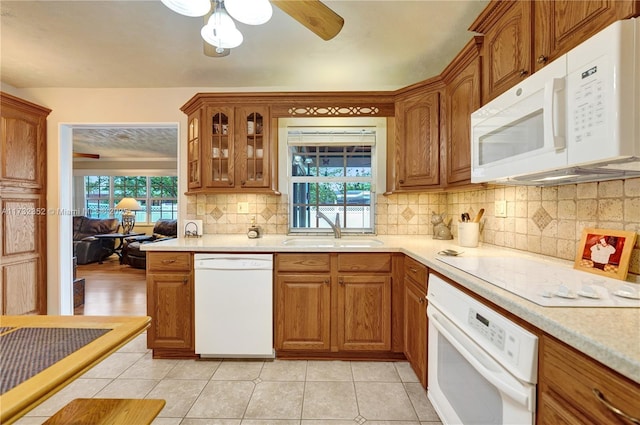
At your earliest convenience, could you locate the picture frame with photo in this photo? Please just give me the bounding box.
[574,228,637,280]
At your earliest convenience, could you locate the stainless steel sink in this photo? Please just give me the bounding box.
[282,237,384,248]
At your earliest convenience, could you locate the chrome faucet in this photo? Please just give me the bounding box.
[317,211,341,238]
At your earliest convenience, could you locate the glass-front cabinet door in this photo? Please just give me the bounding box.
[237,106,270,188]
[187,113,201,189]
[206,107,234,188]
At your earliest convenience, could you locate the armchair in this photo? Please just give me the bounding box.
[122,219,178,269]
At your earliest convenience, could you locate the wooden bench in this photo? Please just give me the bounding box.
[43,398,165,425]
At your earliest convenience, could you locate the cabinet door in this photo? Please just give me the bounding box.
[539,334,640,424]
[534,0,639,71]
[275,274,331,351]
[205,106,235,188]
[404,278,427,387]
[187,112,202,189]
[445,51,481,186]
[482,0,533,103]
[236,106,270,189]
[337,275,391,351]
[396,90,440,189]
[147,273,193,349]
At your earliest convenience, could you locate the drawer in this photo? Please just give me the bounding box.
[541,335,640,424]
[404,256,427,290]
[337,253,391,273]
[276,253,331,272]
[147,252,192,272]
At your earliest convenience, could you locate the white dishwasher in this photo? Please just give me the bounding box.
[194,253,274,358]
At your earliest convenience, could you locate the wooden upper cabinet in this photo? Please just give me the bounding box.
[471,0,533,104]
[395,87,441,189]
[235,106,271,189]
[534,0,640,71]
[0,94,49,188]
[205,106,235,189]
[442,37,483,186]
[187,111,201,190]
[181,95,279,195]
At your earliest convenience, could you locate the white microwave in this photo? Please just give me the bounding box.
[471,18,640,185]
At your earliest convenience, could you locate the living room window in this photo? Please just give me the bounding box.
[84,176,177,224]
[288,128,375,234]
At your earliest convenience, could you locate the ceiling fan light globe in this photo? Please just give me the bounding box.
[201,24,243,49]
[225,0,273,25]
[161,0,211,17]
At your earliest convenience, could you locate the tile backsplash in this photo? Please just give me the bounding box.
[186,177,640,276]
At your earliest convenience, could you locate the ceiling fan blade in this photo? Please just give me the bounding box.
[272,0,344,41]
[73,153,100,159]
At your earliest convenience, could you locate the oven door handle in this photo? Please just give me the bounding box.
[429,308,532,408]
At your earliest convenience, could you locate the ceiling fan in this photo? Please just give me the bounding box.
[162,0,344,57]
[73,153,100,159]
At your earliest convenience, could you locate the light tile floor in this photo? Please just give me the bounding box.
[15,334,442,425]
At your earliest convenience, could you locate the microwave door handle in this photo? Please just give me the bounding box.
[544,78,566,150]
[428,308,532,408]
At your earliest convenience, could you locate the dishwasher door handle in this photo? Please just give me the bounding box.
[195,257,273,271]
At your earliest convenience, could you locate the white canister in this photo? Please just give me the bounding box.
[458,222,480,247]
[247,121,255,135]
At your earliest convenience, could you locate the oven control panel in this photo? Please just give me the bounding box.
[468,308,505,350]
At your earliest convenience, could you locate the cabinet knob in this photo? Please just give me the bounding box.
[324,279,330,285]
[183,278,188,284]
[519,69,529,77]
[399,179,405,184]
[161,259,176,264]
[339,278,344,285]
[228,181,233,186]
[592,389,640,424]
[418,297,425,304]
[536,55,548,64]
[409,267,418,274]
[241,180,246,186]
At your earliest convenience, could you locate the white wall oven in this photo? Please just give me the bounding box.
[427,275,538,425]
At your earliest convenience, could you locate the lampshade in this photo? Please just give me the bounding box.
[115,198,142,211]
[225,0,272,25]
[161,0,211,17]
[201,2,243,51]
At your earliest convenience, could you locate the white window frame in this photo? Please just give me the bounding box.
[287,127,377,235]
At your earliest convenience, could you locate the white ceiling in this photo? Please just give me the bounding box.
[1,0,489,160]
[1,0,488,91]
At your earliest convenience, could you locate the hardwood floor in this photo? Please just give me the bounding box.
[74,255,147,316]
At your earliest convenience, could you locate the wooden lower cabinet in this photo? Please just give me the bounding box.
[337,274,391,351]
[146,252,195,358]
[538,334,640,425]
[403,256,428,388]
[275,253,395,357]
[275,274,331,351]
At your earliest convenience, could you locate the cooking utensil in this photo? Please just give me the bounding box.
[473,208,485,223]
[438,249,464,256]
[461,213,470,222]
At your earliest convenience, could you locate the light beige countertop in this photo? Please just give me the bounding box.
[143,234,640,384]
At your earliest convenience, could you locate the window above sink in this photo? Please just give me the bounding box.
[287,127,377,236]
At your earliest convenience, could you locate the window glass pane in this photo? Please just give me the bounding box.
[150,177,177,198]
[83,175,177,225]
[289,135,374,233]
[318,147,345,177]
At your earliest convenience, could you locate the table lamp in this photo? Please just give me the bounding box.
[115,198,142,234]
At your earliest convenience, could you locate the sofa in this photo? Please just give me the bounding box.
[122,219,178,269]
[73,216,120,265]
